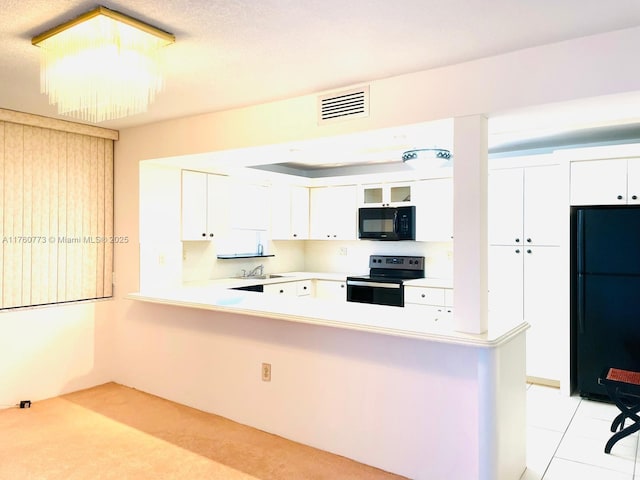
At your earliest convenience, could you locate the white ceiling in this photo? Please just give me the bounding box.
[2,0,640,134]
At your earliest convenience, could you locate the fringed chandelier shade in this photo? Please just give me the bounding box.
[32,6,174,123]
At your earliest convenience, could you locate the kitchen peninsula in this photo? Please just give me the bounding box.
[129,273,519,345]
[130,115,528,479]
[127,274,527,480]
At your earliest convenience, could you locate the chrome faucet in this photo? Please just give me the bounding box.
[245,264,264,277]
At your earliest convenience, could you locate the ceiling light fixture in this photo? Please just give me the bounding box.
[31,6,175,123]
[401,148,452,167]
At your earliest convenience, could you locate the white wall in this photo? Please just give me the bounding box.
[116,26,640,162]
[0,301,113,407]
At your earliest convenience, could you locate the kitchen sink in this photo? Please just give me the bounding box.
[235,274,287,280]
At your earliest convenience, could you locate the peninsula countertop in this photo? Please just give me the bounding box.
[127,272,525,348]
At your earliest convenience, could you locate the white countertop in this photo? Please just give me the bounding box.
[198,272,453,289]
[128,272,525,348]
[404,277,453,288]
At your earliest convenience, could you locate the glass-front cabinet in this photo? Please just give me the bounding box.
[360,182,413,207]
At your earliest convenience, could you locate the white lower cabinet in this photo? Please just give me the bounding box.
[404,286,453,313]
[489,245,564,381]
[264,280,313,297]
[313,279,347,301]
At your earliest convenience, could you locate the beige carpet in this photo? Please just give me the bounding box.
[0,383,407,480]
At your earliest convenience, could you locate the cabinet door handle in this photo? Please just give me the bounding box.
[515,238,520,243]
[633,195,638,200]
[515,249,521,254]
[526,238,532,243]
[526,249,532,254]
[421,293,426,298]
[279,289,284,294]
[201,233,206,237]
[617,195,624,200]
[209,233,214,237]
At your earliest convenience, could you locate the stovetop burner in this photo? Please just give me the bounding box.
[347,255,425,284]
[362,255,425,281]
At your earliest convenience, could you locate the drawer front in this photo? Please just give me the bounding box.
[263,282,295,296]
[404,286,446,306]
[296,280,313,296]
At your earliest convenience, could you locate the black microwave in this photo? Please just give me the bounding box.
[358,206,416,240]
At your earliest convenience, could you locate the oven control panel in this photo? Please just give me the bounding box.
[368,255,424,270]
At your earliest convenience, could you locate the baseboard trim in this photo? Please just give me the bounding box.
[527,376,560,388]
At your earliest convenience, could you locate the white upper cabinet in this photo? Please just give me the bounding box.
[271,185,310,240]
[570,158,640,205]
[489,165,563,246]
[628,159,640,203]
[359,182,413,207]
[489,169,524,245]
[181,170,207,240]
[414,178,453,242]
[523,165,565,246]
[290,186,310,239]
[181,170,229,241]
[232,182,270,231]
[309,185,357,240]
[182,171,269,241]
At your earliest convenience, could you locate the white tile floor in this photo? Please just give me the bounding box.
[523,384,640,479]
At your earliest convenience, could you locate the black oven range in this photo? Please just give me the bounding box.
[346,255,425,307]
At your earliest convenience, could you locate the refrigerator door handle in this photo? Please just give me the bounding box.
[576,209,585,274]
[577,273,585,334]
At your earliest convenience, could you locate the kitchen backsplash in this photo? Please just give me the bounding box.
[182,240,306,282]
[303,240,453,278]
[182,239,453,282]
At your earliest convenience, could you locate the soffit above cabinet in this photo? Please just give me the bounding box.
[145,92,640,186]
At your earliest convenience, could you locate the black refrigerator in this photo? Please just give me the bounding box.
[571,206,640,399]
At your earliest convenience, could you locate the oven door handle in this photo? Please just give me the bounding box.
[346,280,401,289]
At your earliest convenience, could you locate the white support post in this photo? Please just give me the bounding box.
[453,115,489,334]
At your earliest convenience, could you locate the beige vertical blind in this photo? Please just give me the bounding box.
[0,120,114,309]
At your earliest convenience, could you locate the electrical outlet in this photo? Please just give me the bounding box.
[158,254,165,265]
[339,247,347,256]
[261,362,271,382]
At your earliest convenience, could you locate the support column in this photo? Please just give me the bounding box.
[453,115,488,334]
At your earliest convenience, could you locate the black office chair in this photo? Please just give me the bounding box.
[598,368,640,454]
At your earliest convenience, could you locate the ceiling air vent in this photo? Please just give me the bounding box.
[318,86,369,124]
